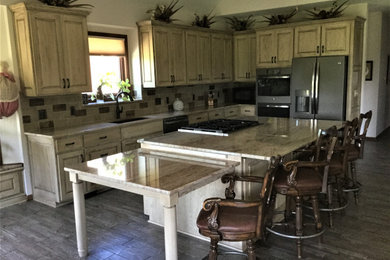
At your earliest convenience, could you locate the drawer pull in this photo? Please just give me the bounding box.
[196,117,202,120]
[99,136,108,140]
[65,142,75,146]
[100,153,108,157]
[215,113,219,116]
[229,111,234,114]
[244,109,251,112]
[80,154,85,162]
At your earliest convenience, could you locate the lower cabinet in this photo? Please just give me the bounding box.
[57,150,84,202]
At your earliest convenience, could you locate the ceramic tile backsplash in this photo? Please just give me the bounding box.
[20,83,233,131]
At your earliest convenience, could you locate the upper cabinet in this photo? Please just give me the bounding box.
[10,2,91,96]
[256,28,294,68]
[211,33,233,82]
[138,21,186,87]
[294,21,351,57]
[186,31,212,84]
[234,32,256,82]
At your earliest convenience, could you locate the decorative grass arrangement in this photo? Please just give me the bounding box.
[263,8,298,25]
[306,0,349,19]
[225,15,256,31]
[146,0,183,23]
[37,0,93,8]
[192,11,215,28]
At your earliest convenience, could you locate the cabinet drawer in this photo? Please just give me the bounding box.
[188,112,208,124]
[121,120,163,140]
[84,128,121,148]
[0,167,23,199]
[56,136,83,153]
[224,106,239,118]
[240,105,256,116]
[208,109,225,120]
[85,143,121,160]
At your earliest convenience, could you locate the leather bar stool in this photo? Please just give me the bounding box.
[343,110,372,204]
[267,129,337,259]
[196,156,281,260]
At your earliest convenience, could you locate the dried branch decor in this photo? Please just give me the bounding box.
[263,8,298,25]
[192,11,215,28]
[306,0,349,19]
[37,0,93,8]
[146,0,183,23]
[225,15,256,31]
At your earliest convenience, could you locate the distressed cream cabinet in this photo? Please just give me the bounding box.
[10,2,91,96]
[211,33,233,82]
[256,27,294,68]
[186,31,212,84]
[234,32,256,82]
[294,21,351,57]
[138,21,186,87]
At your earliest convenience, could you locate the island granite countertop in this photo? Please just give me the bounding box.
[139,117,344,161]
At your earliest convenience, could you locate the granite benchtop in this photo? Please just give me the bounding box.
[24,104,243,139]
[139,117,345,161]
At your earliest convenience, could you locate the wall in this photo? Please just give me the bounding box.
[0,5,32,194]
[361,11,390,137]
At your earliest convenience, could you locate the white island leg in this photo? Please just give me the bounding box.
[163,205,178,260]
[72,180,88,257]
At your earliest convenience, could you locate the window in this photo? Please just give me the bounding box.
[88,32,130,98]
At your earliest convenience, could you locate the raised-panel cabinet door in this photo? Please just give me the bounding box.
[275,28,294,67]
[256,30,274,67]
[153,27,172,86]
[321,21,351,56]
[249,34,257,80]
[234,35,250,81]
[198,32,212,83]
[211,34,225,81]
[169,29,186,85]
[294,25,321,57]
[185,31,199,84]
[57,150,84,202]
[30,12,63,95]
[61,15,91,93]
[223,35,233,81]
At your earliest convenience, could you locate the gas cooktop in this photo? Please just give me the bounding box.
[178,119,260,136]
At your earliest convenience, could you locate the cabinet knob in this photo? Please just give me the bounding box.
[67,78,70,88]
[317,46,320,54]
[248,72,250,78]
[80,154,85,162]
[322,45,325,53]
[62,78,66,88]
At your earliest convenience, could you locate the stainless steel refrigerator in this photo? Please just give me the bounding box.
[290,56,347,120]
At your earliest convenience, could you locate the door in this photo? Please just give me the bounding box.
[294,25,321,58]
[198,32,212,83]
[61,15,91,93]
[170,29,186,85]
[234,33,255,81]
[186,31,211,84]
[256,30,274,67]
[316,56,347,120]
[321,21,350,56]
[153,27,172,86]
[223,35,233,81]
[185,31,199,84]
[57,150,84,202]
[30,12,64,95]
[211,34,225,81]
[290,57,317,119]
[274,28,294,67]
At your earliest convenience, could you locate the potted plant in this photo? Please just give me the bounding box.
[225,15,256,31]
[192,11,215,28]
[146,0,183,23]
[37,0,93,8]
[263,8,298,25]
[306,0,349,19]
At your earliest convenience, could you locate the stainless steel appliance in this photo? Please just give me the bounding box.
[290,56,347,120]
[232,83,256,105]
[179,119,259,136]
[163,115,189,133]
[256,68,291,118]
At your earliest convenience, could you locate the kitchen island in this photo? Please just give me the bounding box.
[138,117,344,250]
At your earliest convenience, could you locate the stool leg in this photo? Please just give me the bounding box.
[247,239,256,260]
[350,161,359,205]
[296,196,303,259]
[311,195,322,231]
[327,183,334,228]
[208,238,218,260]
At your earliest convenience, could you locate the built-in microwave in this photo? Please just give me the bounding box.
[256,68,291,117]
[232,83,256,104]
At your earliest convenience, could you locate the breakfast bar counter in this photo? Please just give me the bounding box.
[65,149,237,259]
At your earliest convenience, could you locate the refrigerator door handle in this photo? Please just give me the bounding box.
[315,61,320,115]
[311,62,316,114]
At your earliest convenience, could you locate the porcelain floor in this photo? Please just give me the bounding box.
[1,129,390,259]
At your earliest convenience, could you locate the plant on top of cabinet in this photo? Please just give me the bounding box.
[146,0,183,23]
[262,7,297,25]
[192,11,215,28]
[306,0,348,19]
[225,15,256,31]
[37,0,93,8]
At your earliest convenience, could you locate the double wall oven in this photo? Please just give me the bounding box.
[256,68,291,118]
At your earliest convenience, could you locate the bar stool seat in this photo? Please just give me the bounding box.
[274,167,322,196]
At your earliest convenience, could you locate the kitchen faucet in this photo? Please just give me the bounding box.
[114,90,133,119]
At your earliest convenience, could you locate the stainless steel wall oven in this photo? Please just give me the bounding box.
[256,68,291,118]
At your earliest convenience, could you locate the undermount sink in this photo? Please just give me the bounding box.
[110,117,148,124]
